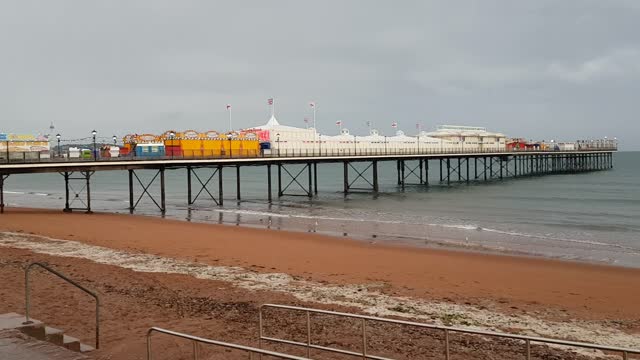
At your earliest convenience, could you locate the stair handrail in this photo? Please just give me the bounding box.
[24,262,100,349]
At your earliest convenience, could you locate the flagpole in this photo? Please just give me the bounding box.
[228,106,232,132]
[312,103,317,154]
[271,97,275,117]
[312,105,316,131]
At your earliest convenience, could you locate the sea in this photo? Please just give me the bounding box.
[3,152,639,268]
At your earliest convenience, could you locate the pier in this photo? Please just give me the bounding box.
[0,150,615,214]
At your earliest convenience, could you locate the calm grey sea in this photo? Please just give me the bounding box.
[3,152,639,267]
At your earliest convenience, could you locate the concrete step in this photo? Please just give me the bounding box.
[62,334,81,352]
[0,313,45,341]
[79,343,95,353]
[0,329,88,360]
[0,313,94,354]
[45,326,64,346]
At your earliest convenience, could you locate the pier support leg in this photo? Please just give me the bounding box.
[236,165,241,201]
[466,157,470,183]
[343,161,377,193]
[474,158,478,179]
[514,156,518,177]
[160,168,166,213]
[489,157,494,179]
[531,156,534,175]
[458,158,462,181]
[401,160,406,189]
[313,162,318,195]
[0,174,7,214]
[446,158,451,185]
[425,159,429,186]
[308,163,312,198]
[439,159,443,182]
[484,157,488,181]
[85,171,92,214]
[187,166,192,205]
[419,159,424,184]
[278,164,315,197]
[61,171,93,213]
[610,153,614,169]
[343,161,349,194]
[397,161,402,185]
[373,160,379,192]
[187,167,222,206]
[128,169,170,212]
[500,157,503,180]
[128,170,134,213]
[64,172,71,212]
[278,163,282,197]
[218,165,223,206]
[267,164,272,203]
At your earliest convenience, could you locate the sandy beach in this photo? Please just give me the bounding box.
[1,208,639,359]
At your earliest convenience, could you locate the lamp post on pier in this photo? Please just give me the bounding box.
[56,134,61,158]
[385,135,388,155]
[92,130,97,161]
[169,132,175,160]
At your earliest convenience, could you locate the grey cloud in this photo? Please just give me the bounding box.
[0,0,638,149]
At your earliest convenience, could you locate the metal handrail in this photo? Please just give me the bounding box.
[260,304,640,360]
[147,327,311,360]
[24,262,100,349]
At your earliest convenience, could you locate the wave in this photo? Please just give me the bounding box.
[4,190,50,196]
[207,207,640,253]
[211,208,408,224]
[435,225,640,252]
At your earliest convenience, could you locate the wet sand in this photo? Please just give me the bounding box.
[1,208,639,323]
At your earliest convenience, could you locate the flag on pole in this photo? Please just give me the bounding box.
[309,101,315,108]
[268,98,274,105]
[336,120,342,126]
[304,118,309,123]
[391,122,398,128]
[366,121,371,127]
[226,104,231,110]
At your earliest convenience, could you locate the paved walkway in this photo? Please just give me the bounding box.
[0,329,87,360]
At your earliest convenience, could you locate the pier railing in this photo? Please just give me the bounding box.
[259,304,640,360]
[1,146,618,164]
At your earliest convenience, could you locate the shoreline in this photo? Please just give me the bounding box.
[1,207,639,323]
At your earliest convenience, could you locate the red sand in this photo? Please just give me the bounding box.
[1,208,639,322]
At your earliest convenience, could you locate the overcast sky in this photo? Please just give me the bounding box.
[1,1,638,149]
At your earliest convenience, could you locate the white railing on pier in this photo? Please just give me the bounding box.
[1,146,618,165]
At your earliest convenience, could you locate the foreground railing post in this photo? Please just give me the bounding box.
[526,339,531,360]
[362,318,367,359]
[193,340,199,359]
[24,266,32,324]
[147,332,153,360]
[95,297,100,349]
[258,307,263,360]
[306,311,311,358]
[444,329,450,360]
